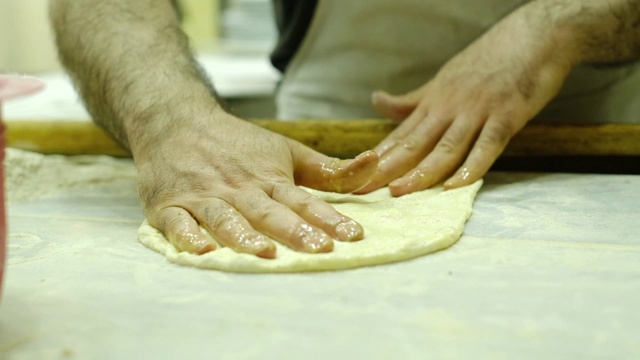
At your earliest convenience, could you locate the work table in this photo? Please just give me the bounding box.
[1,165,638,359]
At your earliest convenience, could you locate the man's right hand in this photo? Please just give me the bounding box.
[134,110,379,258]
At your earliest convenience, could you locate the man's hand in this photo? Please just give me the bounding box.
[358,1,576,196]
[50,0,380,258]
[136,112,378,258]
[136,111,378,258]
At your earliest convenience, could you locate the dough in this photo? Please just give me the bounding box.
[138,180,482,273]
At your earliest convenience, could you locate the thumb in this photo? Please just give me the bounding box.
[290,142,379,193]
[371,89,421,122]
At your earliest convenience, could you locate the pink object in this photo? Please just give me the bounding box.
[0,75,44,299]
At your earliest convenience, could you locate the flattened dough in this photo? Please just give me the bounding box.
[138,180,482,272]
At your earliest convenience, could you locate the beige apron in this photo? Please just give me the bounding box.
[276,0,640,123]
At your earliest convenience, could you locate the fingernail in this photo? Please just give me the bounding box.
[335,220,364,242]
[389,178,409,188]
[177,233,216,254]
[194,242,216,255]
[249,235,276,255]
[303,232,334,253]
[444,176,459,189]
[254,239,277,259]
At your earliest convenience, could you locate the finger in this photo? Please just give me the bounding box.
[372,106,428,158]
[292,145,379,193]
[371,90,421,122]
[271,183,364,242]
[234,190,334,253]
[444,116,520,189]
[197,199,277,258]
[356,112,450,194]
[388,115,486,196]
[149,206,217,255]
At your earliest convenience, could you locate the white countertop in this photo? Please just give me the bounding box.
[1,153,638,359]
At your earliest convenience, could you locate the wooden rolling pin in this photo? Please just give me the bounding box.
[6,119,640,158]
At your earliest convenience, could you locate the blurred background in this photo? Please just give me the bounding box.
[0,0,59,73]
[0,0,280,117]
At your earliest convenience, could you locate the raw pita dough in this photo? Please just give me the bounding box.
[138,180,482,272]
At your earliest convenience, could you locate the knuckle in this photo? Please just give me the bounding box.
[435,137,460,155]
[148,212,170,233]
[400,138,420,152]
[427,110,447,124]
[269,181,291,199]
[434,125,467,155]
[234,188,280,225]
[203,199,234,231]
[240,190,267,210]
[481,120,515,148]
[211,209,235,232]
[291,195,317,215]
[253,202,280,224]
[166,212,191,234]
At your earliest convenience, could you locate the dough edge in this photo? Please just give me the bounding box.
[138,180,482,273]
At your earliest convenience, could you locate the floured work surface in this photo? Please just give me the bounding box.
[2,149,639,359]
[3,148,136,204]
[138,181,482,273]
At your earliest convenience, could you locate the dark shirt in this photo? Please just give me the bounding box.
[270,0,318,72]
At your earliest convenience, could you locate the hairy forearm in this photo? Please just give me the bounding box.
[527,0,640,66]
[49,0,220,151]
